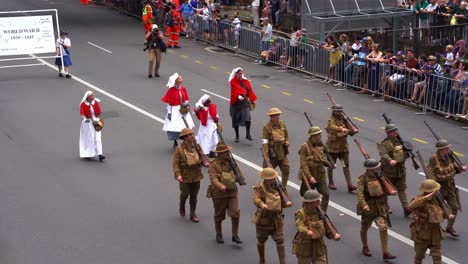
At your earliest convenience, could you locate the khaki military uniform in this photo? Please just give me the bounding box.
[428,153,460,229]
[292,208,333,264]
[356,173,392,254]
[299,140,331,211]
[262,121,290,188]
[378,137,409,209]
[173,141,204,216]
[252,183,286,263]
[325,115,353,188]
[207,158,240,236]
[409,194,446,264]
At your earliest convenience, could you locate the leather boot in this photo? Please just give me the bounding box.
[257,244,265,264]
[245,121,253,140]
[179,200,186,217]
[446,213,459,237]
[234,126,240,142]
[327,170,337,190]
[231,218,243,243]
[360,229,372,256]
[380,231,396,259]
[189,198,198,222]
[398,192,410,216]
[344,167,356,192]
[215,220,224,243]
[277,244,286,264]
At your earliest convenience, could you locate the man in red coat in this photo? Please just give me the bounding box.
[229,67,257,142]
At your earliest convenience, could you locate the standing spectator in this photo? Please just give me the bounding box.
[229,67,257,142]
[335,34,350,86]
[271,0,280,27]
[255,18,273,63]
[199,2,212,41]
[455,62,468,119]
[454,39,465,61]
[286,26,301,68]
[251,0,260,27]
[381,50,406,99]
[414,0,429,40]
[161,73,196,149]
[298,29,307,69]
[445,61,466,118]
[434,0,449,39]
[424,0,438,28]
[366,44,383,95]
[232,17,241,48]
[320,36,340,84]
[55,30,72,78]
[442,44,455,74]
[79,91,105,161]
[454,1,468,39]
[401,50,421,99]
[423,56,443,107]
[277,0,287,27]
[180,0,194,38]
[167,3,182,48]
[141,0,154,43]
[344,35,362,89]
[145,24,165,78]
[262,0,273,22]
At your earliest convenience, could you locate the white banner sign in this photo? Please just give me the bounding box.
[0,15,56,56]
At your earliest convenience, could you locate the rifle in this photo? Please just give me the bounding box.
[353,139,397,196]
[240,94,255,111]
[326,93,359,136]
[216,128,247,185]
[382,113,420,170]
[304,112,336,169]
[300,169,340,237]
[260,148,291,208]
[424,121,464,212]
[416,151,453,218]
[181,116,210,167]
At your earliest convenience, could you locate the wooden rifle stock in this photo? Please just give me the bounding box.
[304,112,336,169]
[424,121,465,171]
[382,113,420,170]
[181,116,210,167]
[353,139,397,196]
[260,149,291,207]
[415,151,453,218]
[216,128,247,185]
[300,169,340,237]
[326,93,359,136]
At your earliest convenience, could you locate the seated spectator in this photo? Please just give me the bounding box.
[411,55,442,104]
[259,37,280,64]
[401,50,422,99]
[381,50,406,99]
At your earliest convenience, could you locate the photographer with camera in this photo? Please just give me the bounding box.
[145,24,165,78]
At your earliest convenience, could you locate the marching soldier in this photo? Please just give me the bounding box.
[428,139,467,237]
[252,168,292,264]
[207,143,243,244]
[262,108,290,188]
[173,128,203,223]
[325,105,357,192]
[299,126,332,211]
[292,190,341,264]
[357,159,396,260]
[377,124,412,217]
[409,179,453,264]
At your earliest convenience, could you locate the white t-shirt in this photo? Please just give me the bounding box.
[261,23,272,41]
[56,37,71,56]
[252,0,260,7]
[445,52,454,66]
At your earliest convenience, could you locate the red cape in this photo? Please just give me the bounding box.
[229,78,257,105]
[80,101,101,119]
[194,104,218,126]
[161,86,189,106]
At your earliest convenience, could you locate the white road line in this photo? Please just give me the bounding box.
[35,57,459,264]
[418,172,468,193]
[87,42,113,54]
[0,63,44,69]
[200,88,229,102]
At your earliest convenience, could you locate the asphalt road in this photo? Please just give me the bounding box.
[0,1,467,263]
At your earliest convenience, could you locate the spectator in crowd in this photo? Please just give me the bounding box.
[276,0,287,27]
[180,0,195,38]
[442,44,455,74]
[271,0,280,27]
[251,0,260,27]
[454,39,465,61]
[423,0,438,26]
[434,0,449,38]
[366,43,383,95]
[320,36,341,84]
[262,0,273,23]
[255,17,273,63]
[415,0,430,40]
[232,17,241,48]
[445,61,466,118]
[381,50,406,99]
[220,14,231,45]
[334,34,350,86]
[199,2,212,41]
[455,62,468,119]
[344,35,363,89]
[421,56,443,106]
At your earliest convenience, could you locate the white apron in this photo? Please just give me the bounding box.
[197,114,219,154]
[162,104,195,132]
[79,105,103,157]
